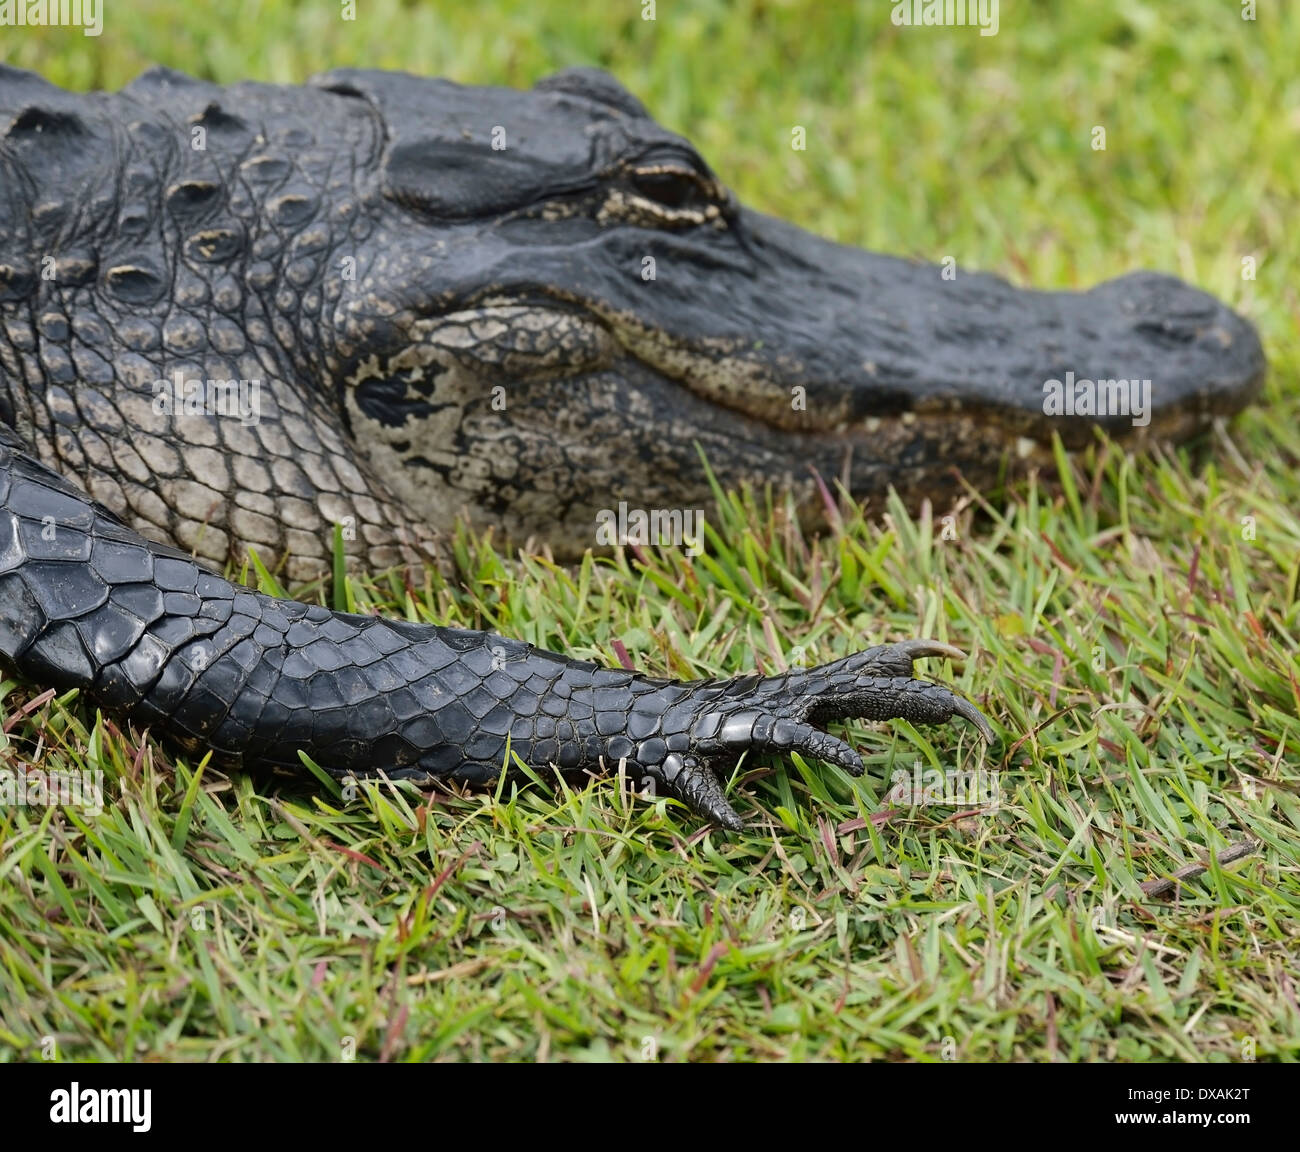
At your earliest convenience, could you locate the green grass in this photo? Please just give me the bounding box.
[2,0,1298,1062]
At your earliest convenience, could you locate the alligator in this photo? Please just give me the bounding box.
[0,65,1264,829]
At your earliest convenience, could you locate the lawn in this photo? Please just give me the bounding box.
[1,0,1296,1062]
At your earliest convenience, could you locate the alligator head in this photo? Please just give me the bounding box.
[320,67,1264,556]
[0,64,1265,576]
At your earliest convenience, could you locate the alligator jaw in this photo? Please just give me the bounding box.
[530,211,1264,522]
[592,206,1265,452]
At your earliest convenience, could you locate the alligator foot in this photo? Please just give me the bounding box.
[639,640,994,830]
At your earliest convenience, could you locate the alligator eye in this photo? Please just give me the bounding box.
[630,167,707,210]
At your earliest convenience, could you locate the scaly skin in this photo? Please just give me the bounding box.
[0,426,990,828]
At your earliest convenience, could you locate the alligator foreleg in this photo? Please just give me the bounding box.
[0,429,991,829]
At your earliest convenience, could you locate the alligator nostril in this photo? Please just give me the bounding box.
[1093,271,1234,350]
[1105,271,1220,321]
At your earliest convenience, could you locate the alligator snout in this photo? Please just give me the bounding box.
[543,202,1266,523]
[709,210,1265,448]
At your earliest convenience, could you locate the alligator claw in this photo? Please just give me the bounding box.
[949,694,997,742]
[654,753,746,832]
[632,638,993,829]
